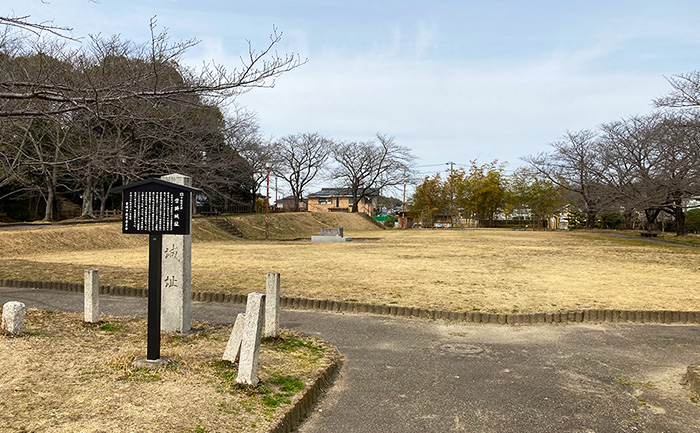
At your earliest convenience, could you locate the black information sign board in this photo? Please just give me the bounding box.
[110,178,200,360]
[111,178,199,235]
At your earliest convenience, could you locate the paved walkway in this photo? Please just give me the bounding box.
[2,287,700,432]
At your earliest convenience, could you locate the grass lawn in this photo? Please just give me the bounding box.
[1,216,700,313]
[0,308,339,433]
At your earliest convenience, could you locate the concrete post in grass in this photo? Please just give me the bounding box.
[264,273,281,338]
[84,269,100,323]
[236,293,266,386]
[223,313,246,362]
[160,173,193,333]
[2,301,26,334]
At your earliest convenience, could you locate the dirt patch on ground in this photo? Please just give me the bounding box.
[0,308,340,433]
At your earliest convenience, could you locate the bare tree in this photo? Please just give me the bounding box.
[598,112,700,235]
[0,14,76,40]
[0,19,303,220]
[226,111,272,211]
[0,19,304,118]
[272,132,332,211]
[0,114,83,221]
[330,134,415,213]
[655,71,700,108]
[523,130,609,228]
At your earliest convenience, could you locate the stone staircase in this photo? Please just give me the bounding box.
[212,217,245,238]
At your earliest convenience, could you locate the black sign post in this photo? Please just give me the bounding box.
[147,233,162,360]
[111,178,200,361]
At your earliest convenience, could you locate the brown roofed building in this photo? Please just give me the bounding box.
[307,188,379,214]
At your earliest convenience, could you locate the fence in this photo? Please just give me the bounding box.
[197,204,253,215]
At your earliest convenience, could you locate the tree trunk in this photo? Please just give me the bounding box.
[293,197,300,212]
[623,210,634,230]
[674,203,686,236]
[585,209,597,229]
[99,195,107,218]
[43,188,55,222]
[644,209,661,231]
[80,178,95,219]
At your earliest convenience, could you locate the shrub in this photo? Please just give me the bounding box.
[597,212,625,230]
[686,209,700,233]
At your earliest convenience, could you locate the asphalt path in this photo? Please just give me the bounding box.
[2,287,700,433]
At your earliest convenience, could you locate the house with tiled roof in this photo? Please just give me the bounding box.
[307,188,379,214]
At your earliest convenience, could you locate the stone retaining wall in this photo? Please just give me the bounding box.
[2,278,699,325]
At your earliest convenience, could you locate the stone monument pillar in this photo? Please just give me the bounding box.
[264,273,281,338]
[160,173,192,333]
[236,293,266,386]
[84,269,99,323]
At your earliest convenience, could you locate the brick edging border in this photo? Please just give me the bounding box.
[2,278,700,325]
[270,351,342,433]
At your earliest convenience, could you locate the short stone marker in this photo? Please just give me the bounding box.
[84,269,99,323]
[311,226,351,242]
[264,273,281,338]
[2,301,26,334]
[223,313,246,362]
[236,293,266,386]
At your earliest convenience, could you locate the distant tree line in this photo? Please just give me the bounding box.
[410,70,700,234]
[409,161,561,227]
[524,72,700,236]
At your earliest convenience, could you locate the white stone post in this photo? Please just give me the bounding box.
[2,301,26,334]
[84,269,99,323]
[264,273,281,338]
[160,173,192,333]
[236,293,266,386]
[222,313,246,362]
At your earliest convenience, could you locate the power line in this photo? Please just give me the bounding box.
[415,163,447,168]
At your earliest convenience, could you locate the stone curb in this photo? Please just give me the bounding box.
[270,350,343,433]
[2,278,700,326]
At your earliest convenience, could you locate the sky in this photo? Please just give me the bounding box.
[7,0,700,193]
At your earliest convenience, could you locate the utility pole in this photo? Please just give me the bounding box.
[265,163,271,240]
[402,183,406,212]
[446,162,456,227]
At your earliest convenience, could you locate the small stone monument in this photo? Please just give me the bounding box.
[311,226,351,242]
[236,293,266,386]
[84,269,99,323]
[223,313,246,362]
[2,301,26,334]
[321,227,343,237]
[264,273,281,338]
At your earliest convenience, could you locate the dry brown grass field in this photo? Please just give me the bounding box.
[1,214,700,313]
[0,308,338,433]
